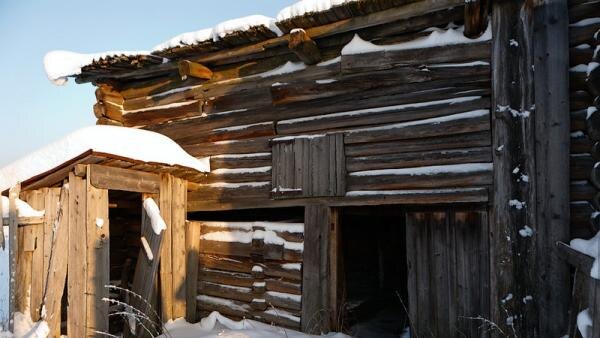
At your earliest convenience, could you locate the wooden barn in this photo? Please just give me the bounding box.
[3,0,600,336]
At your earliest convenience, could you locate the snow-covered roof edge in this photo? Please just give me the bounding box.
[0,125,210,192]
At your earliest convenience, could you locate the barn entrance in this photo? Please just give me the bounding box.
[339,206,409,337]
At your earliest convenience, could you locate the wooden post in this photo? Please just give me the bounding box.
[491,1,537,336]
[23,190,45,321]
[185,220,200,322]
[533,0,570,336]
[8,184,20,331]
[328,209,340,330]
[67,172,87,338]
[301,205,331,333]
[171,177,187,319]
[159,174,173,321]
[85,165,110,336]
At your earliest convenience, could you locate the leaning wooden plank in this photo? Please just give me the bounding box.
[89,164,160,193]
[86,166,110,336]
[126,198,166,338]
[43,187,69,338]
[344,109,490,144]
[67,172,87,338]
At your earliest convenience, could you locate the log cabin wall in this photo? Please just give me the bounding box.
[569,0,600,240]
[93,3,493,211]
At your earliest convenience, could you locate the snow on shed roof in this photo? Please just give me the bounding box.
[0,125,209,192]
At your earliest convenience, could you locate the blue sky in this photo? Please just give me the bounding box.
[0,0,292,167]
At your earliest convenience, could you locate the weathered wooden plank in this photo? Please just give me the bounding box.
[43,187,69,338]
[122,100,201,127]
[89,164,160,193]
[159,174,174,321]
[85,167,109,335]
[184,137,271,158]
[186,221,200,322]
[171,177,188,319]
[347,163,492,190]
[9,184,21,328]
[301,205,330,333]
[210,153,271,170]
[67,172,87,338]
[346,146,491,172]
[25,190,45,321]
[344,109,490,144]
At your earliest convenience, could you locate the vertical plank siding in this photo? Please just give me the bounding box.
[406,210,490,338]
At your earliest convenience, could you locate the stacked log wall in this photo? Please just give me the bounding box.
[568,0,600,239]
[190,221,304,329]
[93,3,493,211]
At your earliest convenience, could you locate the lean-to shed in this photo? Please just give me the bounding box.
[6,0,600,336]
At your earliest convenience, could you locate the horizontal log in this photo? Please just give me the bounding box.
[572,109,587,131]
[199,240,252,258]
[571,180,597,201]
[570,201,597,236]
[570,45,594,67]
[570,68,588,92]
[571,132,593,153]
[556,242,594,273]
[122,100,202,127]
[569,19,600,46]
[89,164,160,193]
[571,154,594,181]
[266,279,301,295]
[197,295,251,318]
[187,182,271,202]
[345,130,491,156]
[571,90,594,111]
[199,268,255,288]
[178,60,213,80]
[277,96,490,135]
[568,1,600,23]
[210,153,271,170]
[347,146,491,172]
[288,28,322,65]
[178,122,276,145]
[344,109,490,144]
[93,102,123,121]
[198,170,272,185]
[198,281,255,303]
[341,41,490,73]
[2,216,45,226]
[184,137,271,157]
[587,62,600,96]
[197,255,302,281]
[347,162,492,190]
[264,291,302,312]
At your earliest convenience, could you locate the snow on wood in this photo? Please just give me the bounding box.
[282,263,301,271]
[278,96,483,125]
[211,153,270,159]
[3,312,50,338]
[577,308,593,338]
[345,109,489,134]
[143,198,166,235]
[196,296,251,314]
[43,50,152,86]
[0,196,44,219]
[256,61,307,78]
[349,163,492,177]
[317,56,341,66]
[427,61,490,68]
[212,122,273,133]
[277,0,359,22]
[341,25,492,55]
[211,166,272,175]
[0,125,210,192]
[158,311,348,338]
[570,64,589,72]
[315,79,337,84]
[570,231,600,279]
[124,101,195,114]
[153,28,213,51]
[266,291,302,303]
[201,231,253,244]
[570,17,600,27]
[200,182,271,189]
[345,187,485,196]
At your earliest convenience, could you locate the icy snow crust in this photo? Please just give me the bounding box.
[44,50,151,85]
[1,196,44,219]
[277,0,358,21]
[0,125,210,192]
[158,311,349,338]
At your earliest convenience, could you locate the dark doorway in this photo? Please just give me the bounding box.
[340,206,409,337]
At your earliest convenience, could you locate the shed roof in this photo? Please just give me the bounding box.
[0,125,210,192]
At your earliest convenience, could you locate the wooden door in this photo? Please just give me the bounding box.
[406,210,490,338]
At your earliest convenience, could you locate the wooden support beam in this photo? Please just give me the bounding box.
[491,0,537,336]
[533,1,570,335]
[159,174,173,321]
[171,176,187,319]
[67,172,87,338]
[288,29,322,65]
[85,165,110,335]
[89,164,160,193]
[301,205,332,333]
[463,0,489,38]
[178,60,212,80]
[185,221,200,322]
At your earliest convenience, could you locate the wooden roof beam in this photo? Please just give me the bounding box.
[178,60,213,80]
[288,29,322,65]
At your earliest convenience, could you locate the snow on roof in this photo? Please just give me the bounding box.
[0,125,210,192]
[277,0,358,21]
[152,15,281,52]
[341,25,492,55]
[43,50,151,85]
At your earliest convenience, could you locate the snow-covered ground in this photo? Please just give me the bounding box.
[158,312,349,338]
